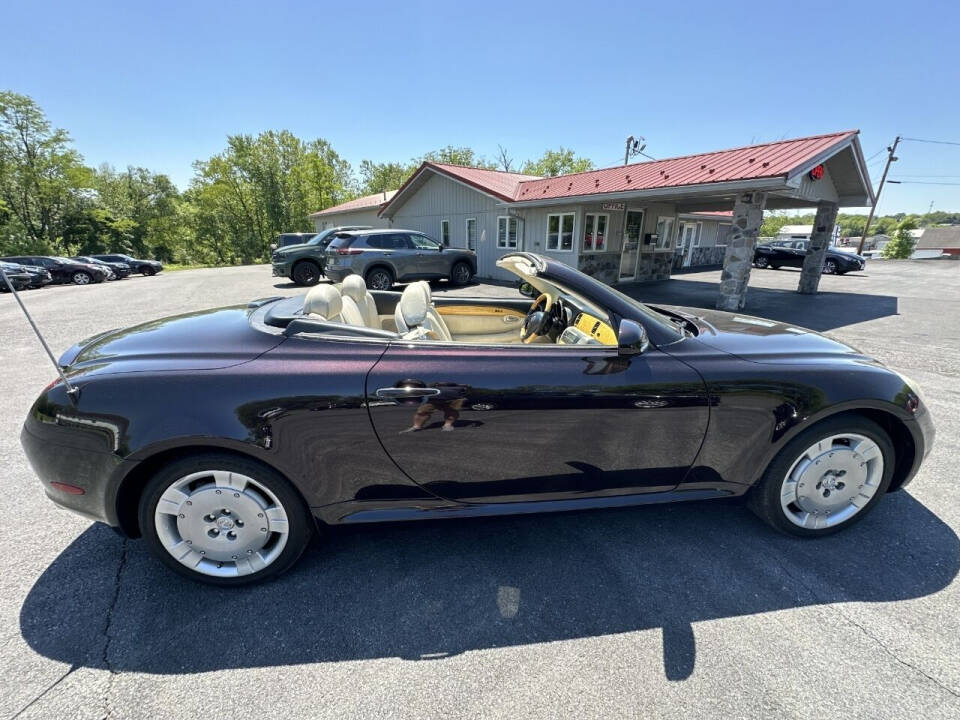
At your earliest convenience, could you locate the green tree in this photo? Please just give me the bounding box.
[359,160,413,194]
[881,218,918,259]
[190,130,353,263]
[0,91,92,253]
[417,145,495,168]
[521,147,594,177]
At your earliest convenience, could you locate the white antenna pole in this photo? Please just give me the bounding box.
[0,265,78,396]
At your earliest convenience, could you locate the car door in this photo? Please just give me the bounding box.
[365,341,709,503]
[406,233,447,277]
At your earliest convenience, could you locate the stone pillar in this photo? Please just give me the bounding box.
[798,201,840,294]
[716,191,767,312]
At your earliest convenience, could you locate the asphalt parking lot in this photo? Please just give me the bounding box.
[1,260,958,719]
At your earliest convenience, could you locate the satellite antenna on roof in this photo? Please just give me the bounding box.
[624,135,656,165]
[0,264,78,397]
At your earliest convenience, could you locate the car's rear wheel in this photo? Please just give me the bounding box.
[755,256,770,269]
[450,261,473,286]
[748,415,894,537]
[365,266,394,290]
[139,453,313,585]
[823,259,839,274]
[292,260,321,286]
[72,271,92,285]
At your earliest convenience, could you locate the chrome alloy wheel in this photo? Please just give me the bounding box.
[154,470,290,578]
[780,433,884,529]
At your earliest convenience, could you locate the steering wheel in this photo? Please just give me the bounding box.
[521,293,554,344]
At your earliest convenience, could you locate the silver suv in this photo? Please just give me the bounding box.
[324,229,477,289]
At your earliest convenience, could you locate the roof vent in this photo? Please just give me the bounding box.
[568,182,573,190]
[595,178,600,187]
[762,161,770,168]
[700,164,707,170]
[625,175,631,183]
[663,174,669,180]
[748,157,756,163]
[708,168,715,174]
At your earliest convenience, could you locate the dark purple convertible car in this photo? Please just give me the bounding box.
[21,253,934,585]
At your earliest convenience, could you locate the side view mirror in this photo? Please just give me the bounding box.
[517,281,536,298]
[617,319,649,355]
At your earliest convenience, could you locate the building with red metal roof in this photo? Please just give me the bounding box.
[376,130,874,305]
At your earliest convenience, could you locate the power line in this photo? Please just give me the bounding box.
[864,146,887,162]
[887,180,960,186]
[890,173,960,178]
[901,137,960,147]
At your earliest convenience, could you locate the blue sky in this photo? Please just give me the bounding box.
[3,0,958,214]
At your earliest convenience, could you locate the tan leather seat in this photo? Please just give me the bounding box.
[303,284,343,321]
[394,281,453,341]
[340,274,379,328]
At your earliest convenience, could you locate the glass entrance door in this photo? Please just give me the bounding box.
[619,210,644,280]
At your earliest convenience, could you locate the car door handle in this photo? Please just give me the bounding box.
[375,387,441,399]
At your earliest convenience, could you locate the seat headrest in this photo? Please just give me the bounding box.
[397,281,431,326]
[340,274,368,302]
[303,284,342,319]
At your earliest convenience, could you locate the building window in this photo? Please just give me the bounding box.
[497,216,519,249]
[582,213,609,252]
[655,216,675,251]
[466,218,477,251]
[546,212,575,252]
[440,219,450,247]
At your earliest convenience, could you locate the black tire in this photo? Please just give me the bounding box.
[755,256,770,269]
[770,264,780,270]
[291,260,322,286]
[71,271,93,285]
[747,415,895,537]
[142,266,156,276]
[138,452,313,586]
[823,259,838,275]
[365,266,394,290]
[450,261,473,286]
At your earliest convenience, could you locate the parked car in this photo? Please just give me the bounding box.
[21,252,932,585]
[72,255,132,280]
[1,255,110,285]
[753,240,865,274]
[0,261,33,291]
[19,263,54,288]
[271,226,373,286]
[271,232,318,251]
[91,254,163,276]
[324,229,477,289]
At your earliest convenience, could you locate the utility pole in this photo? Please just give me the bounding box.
[857,136,900,255]
[625,136,637,165]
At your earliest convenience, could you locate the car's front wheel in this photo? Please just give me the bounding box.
[71,271,92,285]
[822,259,839,274]
[748,415,894,536]
[142,266,156,276]
[291,260,321,286]
[755,256,770,269]
[139,453,313,585]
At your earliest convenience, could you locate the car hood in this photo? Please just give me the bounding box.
[274,242,318,254]
[660,305,876,366]
[60,305,285,375]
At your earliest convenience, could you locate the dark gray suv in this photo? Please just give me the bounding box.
[324,229,477,289]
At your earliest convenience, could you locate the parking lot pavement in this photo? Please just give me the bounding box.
[1,261,958,719]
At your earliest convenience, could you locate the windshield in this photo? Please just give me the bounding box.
[308,228,336,246]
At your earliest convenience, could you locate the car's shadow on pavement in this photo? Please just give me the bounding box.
[20,492,957,681]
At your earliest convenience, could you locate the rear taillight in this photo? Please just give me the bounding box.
[336,248,362,256]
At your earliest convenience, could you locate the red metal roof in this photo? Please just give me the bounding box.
[514,131,858,202]
[311,190,398,217]
[427,163,541,201]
